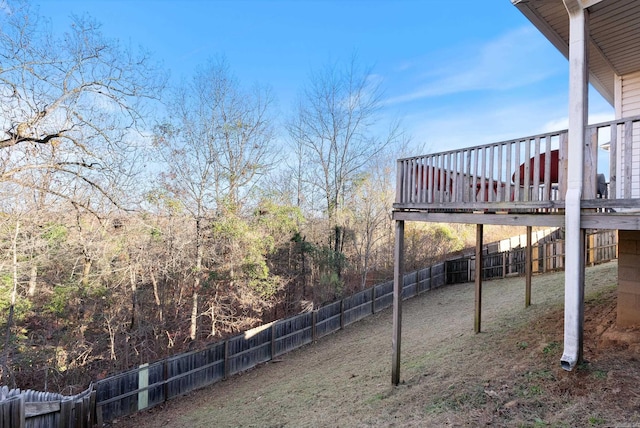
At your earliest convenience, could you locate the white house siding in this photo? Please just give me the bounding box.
[616,71,640,198]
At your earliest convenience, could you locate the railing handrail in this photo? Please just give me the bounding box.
[397,129,568,163]
[586,113,640,130]
[397,114,640,164]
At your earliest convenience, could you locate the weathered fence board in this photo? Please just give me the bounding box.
[166,345,224,398]
[273,312,313,356]
[431,262,446,288]
[402,271,418,299]
[0,386,94,428]
[227,328,272,376]
[343,289,374,326]
[95,369,139,421]
[315,301,342,339]
[374,281,393,311]
[446,258,469,283]
[416,267,431,293]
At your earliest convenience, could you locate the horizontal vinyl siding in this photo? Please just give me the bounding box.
[621,71,640,116]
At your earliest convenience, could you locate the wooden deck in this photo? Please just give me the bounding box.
[393,115,640,230]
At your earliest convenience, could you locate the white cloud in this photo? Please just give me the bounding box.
[385,26,563,106]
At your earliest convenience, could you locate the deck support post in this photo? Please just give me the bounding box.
[392,219,405,385]
[526,226,532,307]
[561,0,588,371]
[474,224,483,334]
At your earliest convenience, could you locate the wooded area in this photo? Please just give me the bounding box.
[0,0,474,394]
[0,228,616,426]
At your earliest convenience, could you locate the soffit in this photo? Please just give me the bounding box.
[513,0,640,106]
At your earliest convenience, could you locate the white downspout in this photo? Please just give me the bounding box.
[560,0,588,371]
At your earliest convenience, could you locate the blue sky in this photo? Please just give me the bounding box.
[34,0,614,154]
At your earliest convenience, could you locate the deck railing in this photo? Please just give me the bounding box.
[395,115,640,211]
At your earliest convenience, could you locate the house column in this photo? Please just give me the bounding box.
[561,0,589,371]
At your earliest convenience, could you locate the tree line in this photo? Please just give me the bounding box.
[0,0,470,391]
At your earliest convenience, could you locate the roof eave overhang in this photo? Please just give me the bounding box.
[512,0,615,106]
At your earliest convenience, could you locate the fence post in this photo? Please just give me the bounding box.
[502,252,507,278]
[444,260,448,285]
[138,363,149,411]
[271,323,277,359]
[340,299,345,329]
[312,311,317,342]
[224,340,230,379]
[371,287,375,314]
[429,265,433,290]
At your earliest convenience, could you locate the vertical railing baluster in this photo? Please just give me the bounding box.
[480,147,487,202]
[488,145,495,202]
[584,126,598,199]
[452,151,459,202]
[409,159,416,203]
[420,157,426,204]
[427,156,436,204]
[439,154,446,204]
[463,149,470,202]
[543,135,552,201]
[533,137,541,202]
[514,141,521,202]
[472,148,479,202]
[505,142,512,203]
[523,139,531,202]
[497,143,504,202]
[609,123,617,199]
[624,120,633,199]
[443,153,451,202]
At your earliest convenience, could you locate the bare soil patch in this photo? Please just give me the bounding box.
[117,261,640,427]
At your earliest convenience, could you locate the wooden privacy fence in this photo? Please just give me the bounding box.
[0,385,95,428]
[444,229,616,284]
[94,262,448,423]
[3,228,617,426]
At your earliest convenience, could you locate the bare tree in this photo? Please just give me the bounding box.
[287,56,400,278]
[153,57,276,340]
[0,0,165,211]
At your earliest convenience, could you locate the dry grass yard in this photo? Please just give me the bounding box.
[117,261,640,427]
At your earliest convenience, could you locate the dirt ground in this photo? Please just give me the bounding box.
[116,261,640,427]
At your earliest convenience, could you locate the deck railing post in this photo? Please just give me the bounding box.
[395,160,403,204]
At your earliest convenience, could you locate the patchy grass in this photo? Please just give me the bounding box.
[118,261,640,427]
